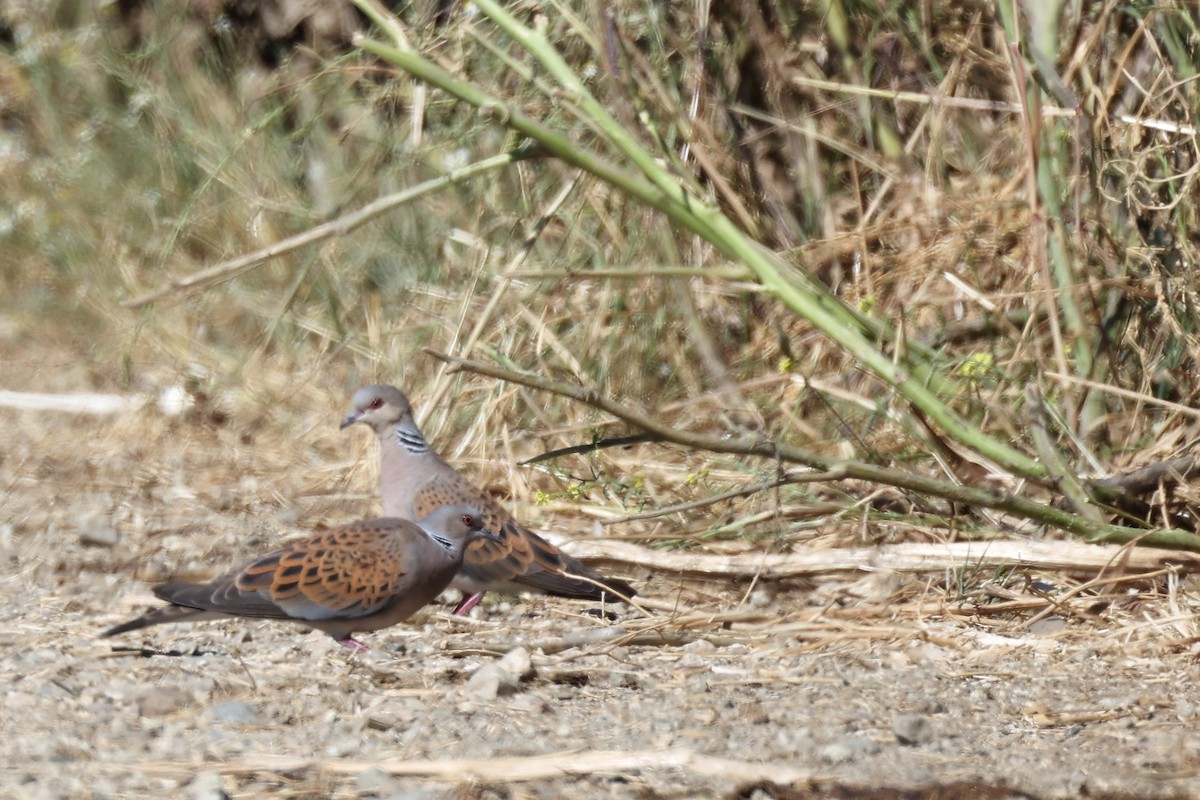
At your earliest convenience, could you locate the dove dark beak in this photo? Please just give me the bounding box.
[339,411,360,429]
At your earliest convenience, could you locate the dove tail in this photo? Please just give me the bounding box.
[101,604,223,637]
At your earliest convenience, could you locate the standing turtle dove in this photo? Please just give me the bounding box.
[341,384,635,615]
[102,505,495,650]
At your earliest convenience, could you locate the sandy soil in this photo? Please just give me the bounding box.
[4,352,1200,800]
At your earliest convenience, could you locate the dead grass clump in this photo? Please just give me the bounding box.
[4,0,1200,645]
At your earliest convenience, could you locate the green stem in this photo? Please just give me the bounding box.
[431,350,1200,552]
[353,3,1046,482]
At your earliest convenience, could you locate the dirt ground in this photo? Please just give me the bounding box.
[5,345,1200,800]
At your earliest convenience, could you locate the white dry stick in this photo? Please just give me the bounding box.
[0,390,145,415]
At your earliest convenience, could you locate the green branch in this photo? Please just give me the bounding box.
[352,0,1047,482]
[430,350,1200,553]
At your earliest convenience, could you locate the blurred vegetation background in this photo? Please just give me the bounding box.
[3,0,1200,548]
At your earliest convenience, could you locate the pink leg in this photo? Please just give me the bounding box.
[453,592,485,616]
[337,636,369,652]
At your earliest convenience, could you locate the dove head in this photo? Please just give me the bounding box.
[417,504,497,554]
[341,384,414,432]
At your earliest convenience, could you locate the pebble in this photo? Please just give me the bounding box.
[893,713,935,745]
[356,767,396,794]
[508,692,549,714]
[157,385,191,417]
[497,645,533,679]
[467,665,504,701]
[383,784,444,800]
[185,770,229,800]
[467,646,533,701]
[817,735,880,764]
[748,587,774,608]
[1027,616,1067,635]
[913,698,946,714]
[138,686,195,717]
[367,712,399,731]
[208,700,263,726]
[77,514,119,547]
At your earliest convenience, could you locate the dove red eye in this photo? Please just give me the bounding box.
[461,514,476,527]
[369,398,384,409]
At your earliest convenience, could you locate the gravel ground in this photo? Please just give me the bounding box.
[4,387,1200,800]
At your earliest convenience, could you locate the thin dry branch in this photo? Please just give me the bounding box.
[0,390,145,415]
[565,538,1200,579]
[1047,371,1200,421]
[445,626,699,656]
[110,747,810,784]
[521,432,663,465]
[599,473,816,524]
[1093,457,1199,494]
[426,350,1200,550]
[122,147,539,309]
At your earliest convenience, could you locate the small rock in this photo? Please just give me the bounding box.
[468,647,533,701]
[77,515,118,547]
[138,686,194,717]
[508,692,549,714]
[679,653,712,669]
[356,767,395,794]
[1027,616,1067,636]
[275,505,301,526]
[185,770,229,800]
[208,700,263,726]
[496,646,533,680]
[817,735,880,764]
[914,698,945,714]
[157,385,192,418]
[607,671,639,689]
[467,664,505,701]
[748,587,774,608]
[383,785,444,800]
[893,713,935,745]
[366,712,399,731]
[327,736,365,757]
[1097,695,1135,710]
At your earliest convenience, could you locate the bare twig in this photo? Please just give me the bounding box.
[1092,457,1199,495]
[506,265,754,280]
[599,471,836,525]
[0,390,145,415]
[1046,371,1200,421]
[112,747,810,784]
[521,433,663,465]
[122,148,538,309]
[425,350,1200,551]
[444,626,697,656]
[563,538,1200,579]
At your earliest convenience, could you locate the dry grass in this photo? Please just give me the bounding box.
[2,0,1199,610]
[4,1,1200,794]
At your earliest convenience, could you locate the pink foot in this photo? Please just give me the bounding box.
[452,592,485,616]
[337,636,369,652]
